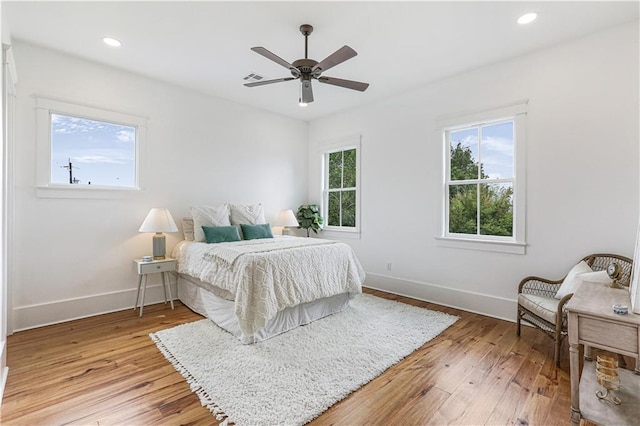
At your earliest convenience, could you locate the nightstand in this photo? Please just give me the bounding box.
[566,283,640,425]
[134,257,175,316]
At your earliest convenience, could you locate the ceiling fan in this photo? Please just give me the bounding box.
[244,24,369,106]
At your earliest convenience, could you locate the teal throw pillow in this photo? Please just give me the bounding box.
[202,225,241,244]
[240,223,273,240]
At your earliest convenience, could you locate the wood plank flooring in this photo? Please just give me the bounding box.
[0,288,620,425]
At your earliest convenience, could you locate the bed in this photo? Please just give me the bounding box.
[172,235,365,344]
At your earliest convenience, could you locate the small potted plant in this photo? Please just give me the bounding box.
[296,204,324,237]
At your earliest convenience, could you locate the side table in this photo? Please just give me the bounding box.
[566,283,640,425]
[133,258,175,317]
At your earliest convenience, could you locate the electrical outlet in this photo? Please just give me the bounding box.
[386,262,392,271]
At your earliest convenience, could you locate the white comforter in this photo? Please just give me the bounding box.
[173,237,365,336]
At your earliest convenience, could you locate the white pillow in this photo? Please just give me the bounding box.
[578,270,613,286]
[189,204,231,242]
[554,261,593,299]
[229,203,266,225]
[555,262,612,299]
[181,217,194,241]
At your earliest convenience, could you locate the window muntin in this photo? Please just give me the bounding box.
[446,119,515,239]
[324,147,358,229]
[50,114,136,187]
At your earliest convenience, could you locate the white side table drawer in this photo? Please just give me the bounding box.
[137,260,175,275]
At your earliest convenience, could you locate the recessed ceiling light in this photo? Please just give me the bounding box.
[102,37,122,47]
[517,12,538,25]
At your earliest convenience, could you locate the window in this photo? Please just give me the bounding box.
[35,97,147,198]
[438,101,527,254]
[447,120,514,236]
[322,138,360,233]
[51,114,136,187]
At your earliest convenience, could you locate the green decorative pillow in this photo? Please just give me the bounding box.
[202,225,241,244]
[240,223,273,240]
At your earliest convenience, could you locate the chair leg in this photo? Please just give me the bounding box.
[516,308,521,336]
[554,328,561,367]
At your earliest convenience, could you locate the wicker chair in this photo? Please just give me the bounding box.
[516,253,633,367]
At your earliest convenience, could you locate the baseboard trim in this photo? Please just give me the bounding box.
[12,281,177,332]
[364,272,517,323]
[0,366,7,405]
[0,337,7,405]
[11,273,517,331]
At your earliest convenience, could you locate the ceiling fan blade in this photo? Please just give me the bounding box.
[317,76,369,92]
[251,47,300,76]
[311,45,357,74]
[244,77,296,87]
[301,80,314,103]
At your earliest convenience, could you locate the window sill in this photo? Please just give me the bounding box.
[35,185,145,200]
[435,236,526,254]
[320,228,361,240]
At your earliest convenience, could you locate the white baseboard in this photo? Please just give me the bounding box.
[0,338,7,405]
[11,272,517,332]
[11,281,178,332]
[0,366,7,405]
[364,272,517,323]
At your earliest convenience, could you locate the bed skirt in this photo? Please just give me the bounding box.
[177,274,352,344]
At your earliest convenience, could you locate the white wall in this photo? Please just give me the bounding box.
[10,41,308,331]
[8,21,640,331]
[0,3,8,404]
[308,22,640,321]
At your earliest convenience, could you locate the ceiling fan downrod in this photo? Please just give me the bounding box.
[300,24,313,59]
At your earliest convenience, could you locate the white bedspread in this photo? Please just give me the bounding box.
[173,237,365,336]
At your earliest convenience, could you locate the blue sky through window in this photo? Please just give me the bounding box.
[50,114,136,187]
[481,121,513,179]
[451,121,513,179]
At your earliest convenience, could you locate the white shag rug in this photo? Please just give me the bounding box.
[150,293,458,426]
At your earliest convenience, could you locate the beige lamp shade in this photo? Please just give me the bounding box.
[138,208,179,233]
[275,209,299,236]
[275,209,299,227]
[139,208,178,260]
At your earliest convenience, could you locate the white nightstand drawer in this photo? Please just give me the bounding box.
[137,260,175,274]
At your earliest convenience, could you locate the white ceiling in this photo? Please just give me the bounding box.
[4,1,639,121]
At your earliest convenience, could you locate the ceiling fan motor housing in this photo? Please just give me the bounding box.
[292,59,319,77]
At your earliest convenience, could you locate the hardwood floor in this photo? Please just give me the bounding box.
[0,289,617,425]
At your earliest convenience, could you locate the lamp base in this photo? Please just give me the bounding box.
[282,227,291,236]
[152,232,166,260]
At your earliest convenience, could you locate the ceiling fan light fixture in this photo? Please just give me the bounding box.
[517,12,538,25]
[299,83,308,107]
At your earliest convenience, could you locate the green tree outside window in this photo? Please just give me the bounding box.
[448,121,514,238]
[327,148,357,228]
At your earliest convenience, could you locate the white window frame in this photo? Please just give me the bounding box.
[321,136,361,236]
[436,100,527,254]
[35,97,147,199]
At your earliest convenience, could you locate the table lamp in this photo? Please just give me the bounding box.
[139,208,178,260]
[275,209,299,236]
